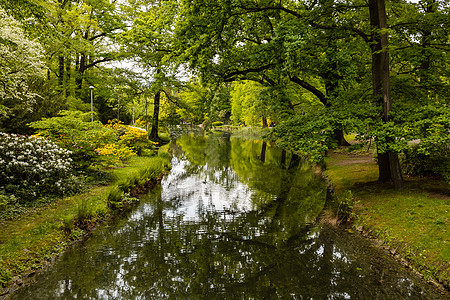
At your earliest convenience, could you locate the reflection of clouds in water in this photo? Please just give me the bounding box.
[161,157,255,221]
[10,135,443,300]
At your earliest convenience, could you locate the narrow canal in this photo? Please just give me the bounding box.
[10,132,444,299]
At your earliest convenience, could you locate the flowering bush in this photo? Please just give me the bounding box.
[30,114,155,172]
[29,111,117,169]
[95,143,136,168]
[120,127,154,155]
[105,120,155,155]
[0,132,76,201]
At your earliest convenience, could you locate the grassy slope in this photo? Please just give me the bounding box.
[324,149,450,289]
[0,155,169,289]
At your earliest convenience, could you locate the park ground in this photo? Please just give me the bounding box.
[324,147,449,295]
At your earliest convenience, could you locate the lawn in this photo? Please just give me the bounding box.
[325,149,450,290]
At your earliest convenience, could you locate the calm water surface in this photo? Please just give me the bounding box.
[10,132,445,299]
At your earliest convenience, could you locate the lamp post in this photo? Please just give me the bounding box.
[117,95,120,122]
[89,86,94,122]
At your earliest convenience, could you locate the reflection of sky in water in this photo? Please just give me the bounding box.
[9,136,445,300]
[161,157,255,221]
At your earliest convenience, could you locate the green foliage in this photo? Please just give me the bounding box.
[230,81,270,126]
[0,268,11,287]
[29,111,117,169]
[268,113,335,165]
[119,126,154,156]
[0,193,25,220]
[107,155,169,211]
[401,144,450,182]
[177,82,209,124]
[332,190,359,223]
[75,198,94,223]
[107,190,139,211]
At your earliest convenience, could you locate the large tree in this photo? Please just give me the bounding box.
[172,0,449,188]
[119,0,184,140]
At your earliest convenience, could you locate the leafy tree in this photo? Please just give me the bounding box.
[230,81,270,126]
[119,0,183,140]
[0,8,45,132]
[172,0,450,188]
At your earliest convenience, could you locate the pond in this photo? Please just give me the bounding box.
[9,132,444,299]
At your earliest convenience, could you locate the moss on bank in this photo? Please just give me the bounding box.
[0,153,170,294]
[324,149,450,293]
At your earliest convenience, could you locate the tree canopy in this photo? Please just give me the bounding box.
[0,0,448,187]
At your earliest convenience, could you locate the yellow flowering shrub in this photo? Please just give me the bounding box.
[119,127,154,155]
[134,118,148,129]
[95,144,136,168]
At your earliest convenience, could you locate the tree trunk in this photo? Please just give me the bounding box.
[262,116,268,128]
[369,0,404,189]
[65,55,71,98]
[76,54,86,92]
[58,55,65,88]
[149,90,161,141]
[333,128,351,147]
[288,154,300,170]
[260,141,267,163]
[280,150,286,169]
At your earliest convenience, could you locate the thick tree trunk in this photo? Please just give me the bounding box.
[369,0,404,189]
[333,128,351,147]
[149,90,161,141]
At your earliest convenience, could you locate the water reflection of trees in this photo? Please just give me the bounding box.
[11,134,442,300]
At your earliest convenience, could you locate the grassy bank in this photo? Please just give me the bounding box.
[0,153,170,292]
[324,148,450,292]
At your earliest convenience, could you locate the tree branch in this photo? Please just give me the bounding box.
[290,76,328,106]
[84,57,113,70]
[222,63,276,81]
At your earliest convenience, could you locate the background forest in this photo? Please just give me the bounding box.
[0,0,449,193]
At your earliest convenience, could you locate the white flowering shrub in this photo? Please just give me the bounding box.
[0,132,76,201]
[0,9,44,120]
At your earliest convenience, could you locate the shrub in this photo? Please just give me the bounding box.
[330,190,358,223]
[119,126,154,155]
[107,188,138,211]
[106,120,155,155]
[401,144,450,182]
[95,144,136,168]
[0,192,25,220]
[0,132,77,201]
[29,111,117,170]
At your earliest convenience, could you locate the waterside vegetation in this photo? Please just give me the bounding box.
[324,145,449,293]
[0,152,170,294]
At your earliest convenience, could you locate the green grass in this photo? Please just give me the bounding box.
[0,153,170,288]
[325,149,450,288]
[354,185,449,284]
